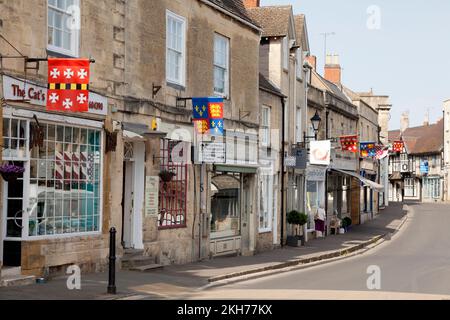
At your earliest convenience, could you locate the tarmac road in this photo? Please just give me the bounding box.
[193,203,450,300]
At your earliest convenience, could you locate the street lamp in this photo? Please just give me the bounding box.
[304,110,322,142]
[310,111,322,140]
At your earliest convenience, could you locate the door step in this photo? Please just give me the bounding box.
[0,267,21,278]
[121,255,158,269]
[129,264,164,272]
[123,249,144,257]
[0,274,36,287]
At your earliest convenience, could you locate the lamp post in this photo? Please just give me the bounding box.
[304,110,322,143]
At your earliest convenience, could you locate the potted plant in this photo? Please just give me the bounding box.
[0,163,25,182]
[286,210,308,247]
[341,217,353,233]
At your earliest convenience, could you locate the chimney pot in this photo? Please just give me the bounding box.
[306,55,317,71]
[243,0,260,8]
[324,54,342,84]
[400,112,410,133]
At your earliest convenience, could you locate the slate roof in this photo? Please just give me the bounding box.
[259,73,284,97]
[207,0,258,27]
[388,119,444,155]
[311,70,352,104]
[246,5,292,37]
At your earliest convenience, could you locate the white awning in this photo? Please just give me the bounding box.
[123,130,145,142]
[331,169,384,191]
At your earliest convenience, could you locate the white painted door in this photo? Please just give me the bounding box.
[123,161,134,249]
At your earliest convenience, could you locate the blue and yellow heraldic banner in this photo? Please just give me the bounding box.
[192,97,224,135]
[360,142,376,158]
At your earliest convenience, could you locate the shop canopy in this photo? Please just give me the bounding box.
[330,169,385,191]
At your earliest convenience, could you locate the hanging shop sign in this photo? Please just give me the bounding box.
[310,140,331,166]
[145,176,159,217]
[420,160,429,174]
[197,142,226,164]
[2,75,108,116]
[289,147,307,169]
[340,135,358,153]
[192,97,224,136]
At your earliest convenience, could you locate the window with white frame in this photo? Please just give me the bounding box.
[260,173,274,232]
[283,37,289,70]
[214,34,230,96]
[2,118,102,238]
[261,106,271,147]
[296,48,302,79]
[48,0,80,57]
[296,107,302,143]
[404,178,416,197]
[166,10,186,86]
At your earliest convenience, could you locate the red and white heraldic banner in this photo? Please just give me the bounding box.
[47,58,90,112]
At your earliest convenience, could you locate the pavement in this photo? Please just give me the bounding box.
[194,202,450,300]
[0,202,408,300]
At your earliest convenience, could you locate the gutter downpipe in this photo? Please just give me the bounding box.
[281,97,286,247]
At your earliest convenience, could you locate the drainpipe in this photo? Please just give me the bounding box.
[280,97,286,247]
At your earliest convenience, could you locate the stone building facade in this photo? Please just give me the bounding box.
[0,0,261,278]
[245,3,311,244]
[444,100,450,202]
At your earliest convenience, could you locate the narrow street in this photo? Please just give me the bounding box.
[191,203,450,299]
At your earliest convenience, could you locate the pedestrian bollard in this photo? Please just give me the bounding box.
[107,227,117,294]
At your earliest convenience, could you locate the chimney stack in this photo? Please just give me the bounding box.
[243,0,260,8]
[324,54,341,85]
[305,55,317,71]
[423,110,430,126]
[400,112,410,133]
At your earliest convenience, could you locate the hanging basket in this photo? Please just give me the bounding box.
[0,164,25,183]
[159,170,176,183]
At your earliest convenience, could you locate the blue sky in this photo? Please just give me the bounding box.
[261,0,450,130]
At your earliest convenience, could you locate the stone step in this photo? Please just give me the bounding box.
[121,255,156,269]
[129,264,164,272]
[123,248,144,257]
[0,267,21,278]
[0,275,36,288]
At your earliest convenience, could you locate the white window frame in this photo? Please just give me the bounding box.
[1,114,104,241]
[296,107,302,143]
[296,48,302,80]
[261,106,271,147]
[259,173,273,233]
[214,33,230,97]
[47,0,80,57]
[283,37,289,70]
[166,10,187,87]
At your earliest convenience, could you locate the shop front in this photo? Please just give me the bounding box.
[423,176,443,201]
[1,75,108,275]
[305,165,326,235]
[209,130,258,257]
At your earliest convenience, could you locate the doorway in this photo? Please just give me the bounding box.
[1,162,25,267]
[121,141,145,250]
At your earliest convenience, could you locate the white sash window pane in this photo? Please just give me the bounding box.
[166,11,186,85]
[214,34,229,96]
[48,0,79,56]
